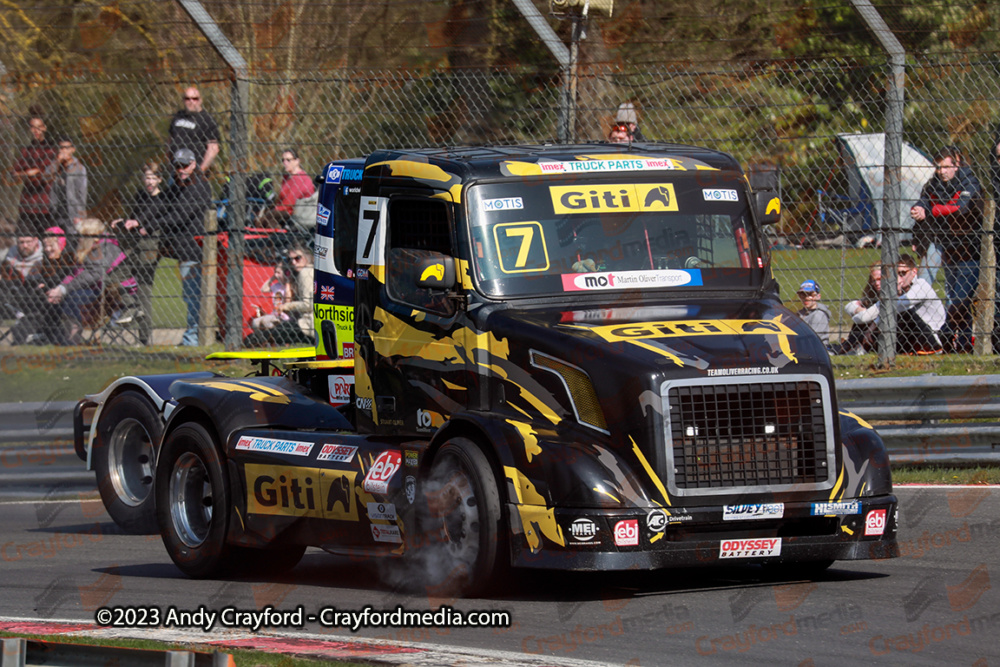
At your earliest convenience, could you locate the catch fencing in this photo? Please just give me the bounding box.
[1,5,999,361]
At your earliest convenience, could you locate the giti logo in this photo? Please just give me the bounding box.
[550,183,679,215]
[245,464,358,521]
[587,318,797,342]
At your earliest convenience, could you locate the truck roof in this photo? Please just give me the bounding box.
[365,143,744,181]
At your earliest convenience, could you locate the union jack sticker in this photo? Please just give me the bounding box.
[320,285,336,302]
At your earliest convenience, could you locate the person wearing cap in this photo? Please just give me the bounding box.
[9,227,77,345]
[615,102,645,142]
[795,279,830,346]
[163,147,211,346]
[44,136,88,247]
[1,233,43,329]
[844,254,945,355]
[167,87,220,173]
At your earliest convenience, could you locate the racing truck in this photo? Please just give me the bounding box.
[75,143,898,595]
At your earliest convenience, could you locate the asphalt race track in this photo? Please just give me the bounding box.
[1,444,998,665]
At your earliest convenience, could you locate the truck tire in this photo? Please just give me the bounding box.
[155,422,231,578]
[416,438,507,597]
[93,392,163,534]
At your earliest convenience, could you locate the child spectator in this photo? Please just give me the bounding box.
[795,279,830,345]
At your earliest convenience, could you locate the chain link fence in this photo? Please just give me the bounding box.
[1,5,999,363]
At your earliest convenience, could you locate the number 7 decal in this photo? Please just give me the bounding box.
[493,222,549,274]
[357,197,387,266]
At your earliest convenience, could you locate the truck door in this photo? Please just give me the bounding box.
[354,190,468,435]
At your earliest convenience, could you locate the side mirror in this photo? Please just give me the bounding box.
[415,254,456,290]
[755,191,781,225]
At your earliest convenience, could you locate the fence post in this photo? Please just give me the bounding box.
[974,200,995,355]
[176,0,250,350]
[198,208,218,346]
[850,0,905,368]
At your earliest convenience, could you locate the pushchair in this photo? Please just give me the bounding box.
[215,172,276,231]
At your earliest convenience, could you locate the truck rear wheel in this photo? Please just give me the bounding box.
[417,438,507,597]
[94,392,163,534]
[155,422,231,578]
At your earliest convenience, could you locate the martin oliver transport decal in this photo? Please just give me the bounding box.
[562,270,702,292]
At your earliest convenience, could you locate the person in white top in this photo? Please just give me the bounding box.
[845,254,946,354]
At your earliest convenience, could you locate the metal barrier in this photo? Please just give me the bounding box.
[5,379,1000,464]
[0,637,233,667]
[837,374,1000,464]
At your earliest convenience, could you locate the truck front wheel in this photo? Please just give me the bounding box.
[417,438,507,597]
[155,422,231,578]
[94,392,163,534]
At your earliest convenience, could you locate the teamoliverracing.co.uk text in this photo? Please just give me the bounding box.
[94,605,511,633]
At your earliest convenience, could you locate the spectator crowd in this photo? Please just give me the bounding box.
[4,95,1000,354]
[2,90,318,347]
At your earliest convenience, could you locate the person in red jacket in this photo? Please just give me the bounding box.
[910,146,984,353]
[257,148,316,235]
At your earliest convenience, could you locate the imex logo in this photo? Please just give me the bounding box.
[585,318,797,343]
[550,184,679,215]
[245,463,358,521]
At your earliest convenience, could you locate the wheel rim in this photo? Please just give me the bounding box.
[107,418,154,507]
[169,451,213,548]
[427,459,481,575]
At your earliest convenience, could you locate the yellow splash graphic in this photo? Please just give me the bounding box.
[505,466,565,552]
[631,436,671,507]
[840,410,874,430]
[198,380,291,404]
[506,420,542,462]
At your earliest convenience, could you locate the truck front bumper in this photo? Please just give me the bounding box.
[508,494,898,570]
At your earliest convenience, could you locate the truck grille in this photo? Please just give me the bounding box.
[662,376,835,497]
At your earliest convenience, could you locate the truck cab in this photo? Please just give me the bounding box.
[78,144,897,595]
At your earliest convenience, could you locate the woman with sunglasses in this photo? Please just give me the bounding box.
[263,242,315,345]
[258,148,316,234]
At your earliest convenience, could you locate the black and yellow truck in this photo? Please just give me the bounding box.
[75,143,897,595]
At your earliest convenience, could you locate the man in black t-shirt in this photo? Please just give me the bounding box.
[167,87,220,173]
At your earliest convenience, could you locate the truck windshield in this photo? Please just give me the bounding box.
[466,175,762,298]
